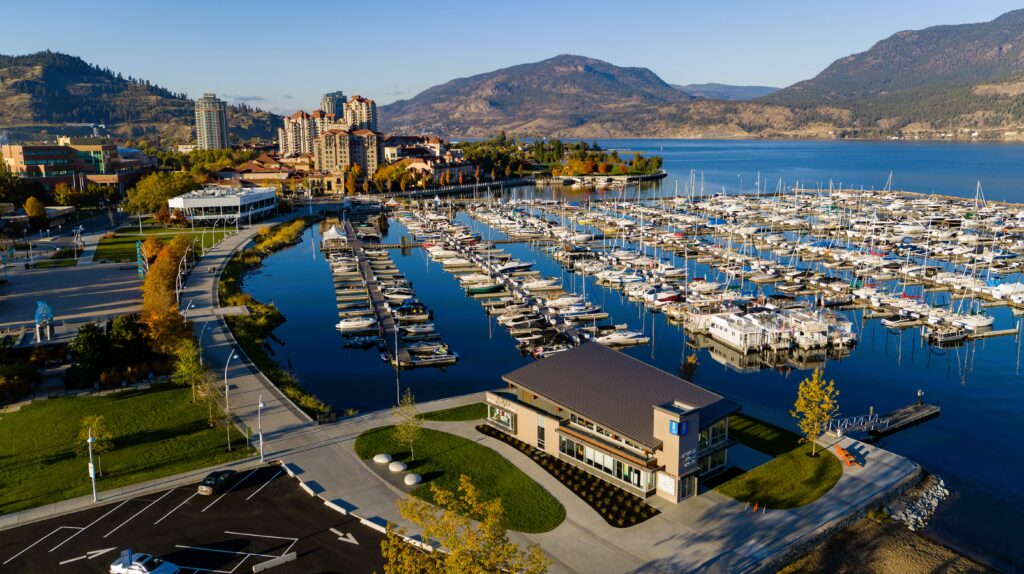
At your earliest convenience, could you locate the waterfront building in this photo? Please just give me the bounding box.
[405,157,474,182]
[485,343,738,503]
[312,128,384,177]
[383,135,445,162]
[320,91,347,117]
[342,95,378,131]
[195,93,230,150]
[167,186,276,224]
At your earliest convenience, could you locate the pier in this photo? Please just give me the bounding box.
[870,403,941,437]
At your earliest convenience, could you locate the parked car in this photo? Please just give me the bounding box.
[109,552,179,574]
[197,470,235,495]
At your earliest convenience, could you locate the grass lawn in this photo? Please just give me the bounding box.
[0,384,249,514]
[94,230,230,262]
[354,426,564,533]
[419,402,486,422]
[713,414,842,508]
[34,258,79,269]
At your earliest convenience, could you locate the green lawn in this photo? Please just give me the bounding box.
[713,414,842,508]
[94,230,231,262]
[355,426,564,533]
[34,258,79,269]
[0,384,249,514]
[419,402,487,422]
[727,414,802,457]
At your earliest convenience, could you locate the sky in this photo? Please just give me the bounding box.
[2,0,1021,114]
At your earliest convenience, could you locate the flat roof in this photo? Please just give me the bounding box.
[171,186,276,200]
[502,343,737,448]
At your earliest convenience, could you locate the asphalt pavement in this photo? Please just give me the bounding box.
[0,464,385,574]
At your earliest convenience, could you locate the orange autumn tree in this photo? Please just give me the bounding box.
[141,235,192,354]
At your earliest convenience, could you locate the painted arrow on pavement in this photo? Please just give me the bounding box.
[59,547,117,565]
[329,528,359,545]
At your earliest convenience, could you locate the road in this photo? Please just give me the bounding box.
[0,465,384,574]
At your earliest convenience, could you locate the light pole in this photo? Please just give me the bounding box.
[87,428,97,503]
[198,321,210,365]
[257,394,265,462]
[183,297,196,320]
[224,350,237,412]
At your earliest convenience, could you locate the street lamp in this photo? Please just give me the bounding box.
[257,394,265,462]
[224,350,237,412]
[87,428,97,503]
[183,297,196,320]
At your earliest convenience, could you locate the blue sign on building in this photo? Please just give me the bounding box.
[669,420,688,437]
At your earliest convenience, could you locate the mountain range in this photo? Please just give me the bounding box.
[5,9,1024,142]
[0,51,278,143]
[382,9,1024,139]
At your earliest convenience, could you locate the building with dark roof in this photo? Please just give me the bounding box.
[486,343,739,503]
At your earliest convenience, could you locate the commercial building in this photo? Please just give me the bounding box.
[485,343,738,503]
[312,128,384,177]
[195,93,230,150]
[167,186,276,224]
[383,135,445,163]
[1,138,150,190]
[320,91,347,117]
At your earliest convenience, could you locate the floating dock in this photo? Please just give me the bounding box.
[870,403,941,437]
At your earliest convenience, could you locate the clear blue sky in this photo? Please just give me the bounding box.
[2,0,1020,114]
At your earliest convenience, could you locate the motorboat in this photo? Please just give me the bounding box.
[336,316,377,332]
[394,301,431,322]
[497,260,535,274]
[594,329,650,347]
[401,323,436,334]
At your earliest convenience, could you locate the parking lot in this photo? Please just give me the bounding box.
[0,465,385,573]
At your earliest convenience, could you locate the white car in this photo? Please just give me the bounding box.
[109,552,180,574]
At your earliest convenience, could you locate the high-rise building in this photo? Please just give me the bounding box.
[312,128,384,177]
[195,93,230,150]
[342,96,377,131]
[278,109,339,157]
[320,91,347,117]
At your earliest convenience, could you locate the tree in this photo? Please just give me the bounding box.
[67,323,109,386]
[76,415,113,476]
[392,388,422,461]
[126,172,200,216]
[24,196,47,228]
[790,368,839,456]
[0,161,25,203]
[381,475,549,574]
[172,338,207,402]
[345,172,357,195]
[490,167,497,181]
[108,314,150,370]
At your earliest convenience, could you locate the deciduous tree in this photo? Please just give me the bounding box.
[24,196,47,227]
[126,172,200,216]
[790,368,839,456]
[392,388,422,461]
[381,475,549,574]
[76,414,113,475]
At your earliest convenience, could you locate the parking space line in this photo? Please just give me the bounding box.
[223,530,299,554]
[48,499,131,552]
[104,488,176,538]
[155,492,198,525]
[244,469,283,501]
[174,544,280,556]
[3,526,77,565]
[201,468,258,513]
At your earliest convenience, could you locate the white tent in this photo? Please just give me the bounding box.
[321,225,346,246]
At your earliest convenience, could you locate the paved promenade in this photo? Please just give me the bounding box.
[175,214,921,573]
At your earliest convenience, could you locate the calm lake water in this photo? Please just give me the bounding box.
[246,140,1024,572]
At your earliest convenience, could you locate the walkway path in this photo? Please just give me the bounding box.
[179,212,920,573]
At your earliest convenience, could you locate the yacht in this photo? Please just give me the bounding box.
[336,316,377,332]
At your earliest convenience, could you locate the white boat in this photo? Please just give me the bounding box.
[497,260,535,274]
[594,330,650,347]
[336,316,377,332]
[401,323,436,334]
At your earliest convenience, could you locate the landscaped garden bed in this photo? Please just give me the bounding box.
[476,424,660,527]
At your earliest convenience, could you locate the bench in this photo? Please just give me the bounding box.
[834,445,863,467]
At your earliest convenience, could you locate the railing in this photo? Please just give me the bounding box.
[823,413,891,435]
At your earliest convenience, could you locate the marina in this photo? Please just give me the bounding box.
[243,139,1024,573]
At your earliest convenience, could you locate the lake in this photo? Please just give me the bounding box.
[246,140,1024,572]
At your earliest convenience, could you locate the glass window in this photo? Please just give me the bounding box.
[537,425,545,449]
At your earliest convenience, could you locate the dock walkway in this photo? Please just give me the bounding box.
[872,403,941,437]
[343,220,411,366]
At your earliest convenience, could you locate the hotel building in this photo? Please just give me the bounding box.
[342,95,377,131]
[312,128,384,177]
[195,93,230,150]
[485,343,738,503]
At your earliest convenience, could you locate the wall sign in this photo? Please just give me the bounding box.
[669,420,688,436]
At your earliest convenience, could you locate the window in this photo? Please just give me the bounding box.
[487,404,516,433]
[681,474,696,499]
[537,425,545,449]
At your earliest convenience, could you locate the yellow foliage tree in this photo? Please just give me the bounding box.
[381,475,549,574]
[790,368,839,456]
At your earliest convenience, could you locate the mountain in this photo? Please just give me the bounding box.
[764,9,1024,132]
[381,54,699,137]
[384,10,1024,140]
[673,83,778,101]
[0,51,279,142]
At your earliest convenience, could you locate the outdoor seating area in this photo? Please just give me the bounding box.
[835,445,862,467]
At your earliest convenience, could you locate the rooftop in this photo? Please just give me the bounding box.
[502,343,737,448]
[172,185,276,200]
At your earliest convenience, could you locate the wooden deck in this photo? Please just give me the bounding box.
[870,403,941,436]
